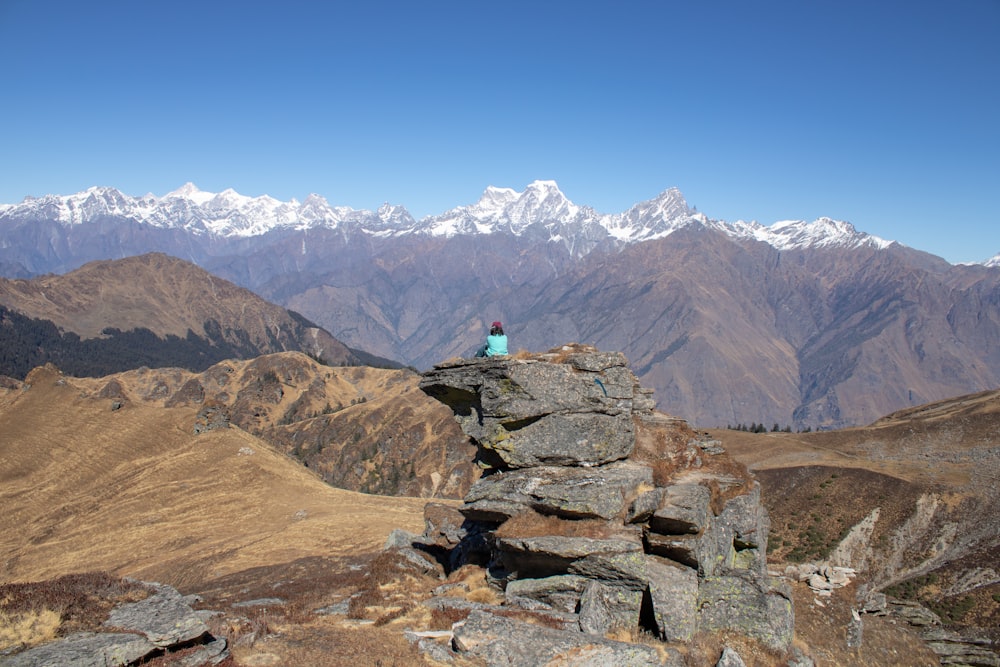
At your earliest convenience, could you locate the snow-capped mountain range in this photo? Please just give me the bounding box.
[0,180,898,258]
[3,180,1000,434]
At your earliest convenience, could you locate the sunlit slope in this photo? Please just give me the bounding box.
[0,364,427,588]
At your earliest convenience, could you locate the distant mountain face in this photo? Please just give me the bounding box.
[2,183,999,430]
[0,253,397,378]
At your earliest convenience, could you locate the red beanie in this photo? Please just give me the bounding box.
[492,321,503,328]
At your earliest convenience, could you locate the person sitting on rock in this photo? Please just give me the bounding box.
[475,321,508,357]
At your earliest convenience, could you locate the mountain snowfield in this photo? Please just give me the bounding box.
[0,180,907,259]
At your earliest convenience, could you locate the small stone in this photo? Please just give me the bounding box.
[716,646,747,667]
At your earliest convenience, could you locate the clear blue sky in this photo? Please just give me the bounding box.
[1,1,997,263]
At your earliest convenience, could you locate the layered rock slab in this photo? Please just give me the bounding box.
[419,350,649,469]
[2,582,227,667]
[461,461,653,522]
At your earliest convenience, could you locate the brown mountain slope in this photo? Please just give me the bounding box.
[716,387,1000,484]
[241,227,1000,432]
[0,363,430,589]
[511,232,1000,432]
[714,389,1000,646]
[71,351,479,498]
[0,252,366,367]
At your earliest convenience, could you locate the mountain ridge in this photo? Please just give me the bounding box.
[0,181,911,261]
[0,253,401,378]
[2,187,999,430]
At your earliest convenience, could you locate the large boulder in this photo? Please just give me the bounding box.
[419,350,651,470]
[420,352,638,423]
[644,557,699,642]
[461,461,653,522]
[504,574,591,612]
[496,532,644,579]
[104,583,211,647]
[0,633,157,667]
[697,574,794,651]
[648,483,712,535]
[697,481,770,578]
[482,411,635,469]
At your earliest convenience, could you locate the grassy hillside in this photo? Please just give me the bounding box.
[0,363,429,589]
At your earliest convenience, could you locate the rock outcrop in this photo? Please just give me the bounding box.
[411,345,794,662]
[785,562,858,596]
[883,599,1000,667]
[1,582,228,667]
[419,348,654,471]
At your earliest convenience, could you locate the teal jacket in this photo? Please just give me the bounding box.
[485,334,508,356]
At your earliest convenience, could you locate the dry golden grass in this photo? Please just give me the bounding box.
[0,573,151,652]
[0,364,451,665]
[679,630,793,667]
[606,626,682,663]
[0,355,470,665]
[446,563,485,586]
[0,365,427,588]
[0,609,61,652]
[709,399,990,488]
[426,605,470,630]
[632,415,695,461]
[341,550,446,628]
[466,586,500,605]
[449,565,499,599]
[648,457,679,487]
[226,617,427,667]
[541,342,600,364]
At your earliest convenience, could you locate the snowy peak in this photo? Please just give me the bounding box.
[424,181,589,237]
[458,185,521,223]
[520,179,570,207]
[19,186,151,225]
[371,202,417,233]
[165,182,214,205]
[503,180,582,230]
[985,253,1000,268]
[635,187,692,221]
[753,217,891,252]
[467,185,520,218]
[0,181,902,258]
[480,185,518,205]
[608,187,703,242]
